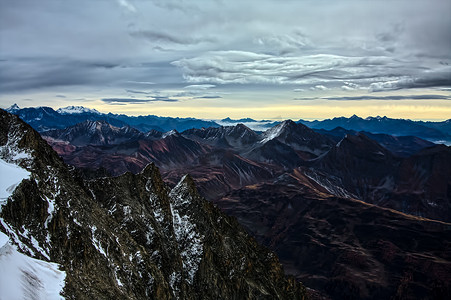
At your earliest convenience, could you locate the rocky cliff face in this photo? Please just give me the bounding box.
[0,109,306,299]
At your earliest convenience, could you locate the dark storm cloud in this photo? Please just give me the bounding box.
[0,56,179,93]
[129,30,215,45]
[294,94,451,101]
[194,95,222,99]
[369,67,451,92]
[102,97,179,104]
[0,59,93,91]
[102,98,151,104]
[125,89,151,95]
[149,96,179,102]
[0,57,125,92]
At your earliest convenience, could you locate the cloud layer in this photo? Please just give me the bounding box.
[294,94,451,101]
[0,0,449,115]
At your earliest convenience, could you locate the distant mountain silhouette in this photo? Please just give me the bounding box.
[315,127,435,157]
[6,104,220,132]
[298,115,451,143]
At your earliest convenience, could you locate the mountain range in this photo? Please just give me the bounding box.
[6,104,219,132]
[39,117,451,223]
[6,104,451,144]
[4,105,451,299]
[298,115,451,144]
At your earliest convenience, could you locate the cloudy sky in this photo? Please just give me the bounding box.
[1,0,450,120]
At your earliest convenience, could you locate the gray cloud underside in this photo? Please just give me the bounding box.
[1,0,450,96]
[294,95,451,101]
[0,57,180,93]
[172,51,451,92]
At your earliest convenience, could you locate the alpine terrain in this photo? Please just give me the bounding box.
[0,109,307,299]
[5,105,451,300]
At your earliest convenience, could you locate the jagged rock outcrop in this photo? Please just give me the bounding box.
[0,109,306,299]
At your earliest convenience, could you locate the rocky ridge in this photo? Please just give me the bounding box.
[0,109,306,299]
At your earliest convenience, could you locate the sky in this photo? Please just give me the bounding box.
[0,0,450,121]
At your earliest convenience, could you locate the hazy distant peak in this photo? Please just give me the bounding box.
[221,117,257,123]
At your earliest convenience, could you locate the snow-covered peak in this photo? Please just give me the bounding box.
[6,103,20,112]
[57,106,100,115]
[259,120,294,144]
[162,129,180,139]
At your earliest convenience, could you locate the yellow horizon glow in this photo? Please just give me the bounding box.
[2,88,450,121]
[86,100,451,121]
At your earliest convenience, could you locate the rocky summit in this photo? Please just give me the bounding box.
[0,109,307,299]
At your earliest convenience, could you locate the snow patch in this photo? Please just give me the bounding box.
[169,177,204,284]
[168,271,181,297]
[44,196,56,229]
[0,158,31,206]
[91,226,107,257]
[162,129,178,139]
[0,219,35,256]
[0,231,66,300]
[170,205,203,283]
[304,169,355,199]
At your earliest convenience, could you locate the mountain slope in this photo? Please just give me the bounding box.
[40,118,450,221]
[313,133,451,221]
[41,120,144,146]
[0,109,306,299]
[215,170,451,300]
[259,120,334,156]
[44,131,211,176]
[182,124,259,149]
